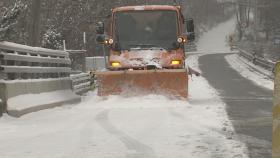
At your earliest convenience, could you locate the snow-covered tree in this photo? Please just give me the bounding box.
[0,0,26,41]
[42,27,62,49]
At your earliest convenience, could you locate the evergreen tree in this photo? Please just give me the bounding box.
[42,27,62,49]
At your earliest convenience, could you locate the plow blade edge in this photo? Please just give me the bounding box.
[95,69,188,99]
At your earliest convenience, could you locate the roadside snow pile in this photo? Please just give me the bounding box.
[225,54,274,90]
[197,18,235,53]
[0,77,70,83]
[7,90,80,116]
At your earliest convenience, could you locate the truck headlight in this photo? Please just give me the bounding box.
[108,38,114,44]
[177,37,187,43]
[177,37,183,43]
[105,38,114,45]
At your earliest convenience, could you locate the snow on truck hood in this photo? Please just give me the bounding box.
[127,49,164,68]
[110,48,183,68]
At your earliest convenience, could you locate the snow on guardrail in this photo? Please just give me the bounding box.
[70,73,91,95]
[0,41,79,117]
[0,41,71,80]
[238,47,276,72]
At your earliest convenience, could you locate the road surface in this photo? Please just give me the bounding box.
[200,54,272,158]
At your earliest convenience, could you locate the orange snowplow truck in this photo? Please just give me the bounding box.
[95,5,195,99]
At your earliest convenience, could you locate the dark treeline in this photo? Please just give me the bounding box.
[0,0,233,56]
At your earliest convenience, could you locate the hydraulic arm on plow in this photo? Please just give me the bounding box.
[95,5,196,99]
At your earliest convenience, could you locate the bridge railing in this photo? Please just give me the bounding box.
[0,41,71,80]
[0,41,80,117]
[70,73,91,95]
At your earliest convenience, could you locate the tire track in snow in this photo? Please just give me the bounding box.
[65,112,99,158]
[95,110,157,158]
[168,107,185,119]
[167,107,228,158]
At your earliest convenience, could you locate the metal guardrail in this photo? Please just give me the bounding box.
[274,61,280,158]
[0,99,2,117]
[0,41,71,80]
[238,48,276,71]
[70,73,91,94]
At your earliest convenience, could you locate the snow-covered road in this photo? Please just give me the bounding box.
[197,17,235,53]
[0,55,248,158]
[196,18,272,158]
[0,18,256,158]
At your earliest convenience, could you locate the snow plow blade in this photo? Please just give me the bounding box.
[95,69,188,99]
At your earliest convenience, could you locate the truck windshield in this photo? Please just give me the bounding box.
[114,10,178,50]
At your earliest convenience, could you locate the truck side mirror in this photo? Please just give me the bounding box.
[96,21,105,44]
[96,35,105,44]
[187,32,195,42]
[186,18,194,33]
[96,21,105,35]
[186,18,195,41]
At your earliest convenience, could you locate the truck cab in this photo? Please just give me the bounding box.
[96,5,194,70]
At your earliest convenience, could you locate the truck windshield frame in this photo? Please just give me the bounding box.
[113,10,179,51]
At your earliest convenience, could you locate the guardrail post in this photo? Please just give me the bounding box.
[273,61,280,158]
[0,82,7,117]
[0,96,2,117]
[0,100,2,117]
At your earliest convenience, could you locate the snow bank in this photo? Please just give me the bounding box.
[0,77,70,83]
[7,90,80,117]
[225,54,274,90]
